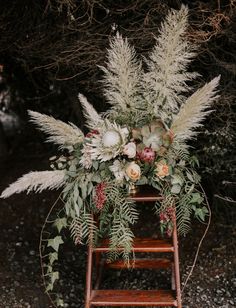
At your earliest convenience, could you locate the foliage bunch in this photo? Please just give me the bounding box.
[1,6,220,306]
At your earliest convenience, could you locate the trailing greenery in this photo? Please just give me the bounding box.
[0,6,220,306]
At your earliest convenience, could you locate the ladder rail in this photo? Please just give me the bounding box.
[84,187,182,308]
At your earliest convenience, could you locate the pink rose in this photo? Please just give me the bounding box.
[138,147,155,163]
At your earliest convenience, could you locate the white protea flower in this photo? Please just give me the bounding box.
[90,121,129,162]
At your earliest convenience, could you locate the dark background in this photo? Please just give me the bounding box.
[0,1,235,307]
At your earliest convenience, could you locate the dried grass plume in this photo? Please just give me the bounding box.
[171,76,221,141]
[28,110,84,149]
[1,170,66,198]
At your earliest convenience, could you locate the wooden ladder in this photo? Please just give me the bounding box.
[85,186,182,307]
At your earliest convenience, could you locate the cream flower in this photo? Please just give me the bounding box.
[102,130,121,147]
[126,162,141,181]
[109,160,127,182]
[123,142,136,158]
[90,121,129,162]
[156,160,169,178]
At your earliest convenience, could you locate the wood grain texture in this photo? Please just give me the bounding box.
[93,237,174,252]
[90,290,177,306]
[105,258,172,269]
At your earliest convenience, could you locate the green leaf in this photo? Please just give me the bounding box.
[99,162,106,170]
[171,174,184,186]
[69,164,77,172]
[186,172,194,182]
[137,176,148,185]
[46,283,53,292]
[93,161,99,170]
[81,182,87,199]
[150,180,161,191]
[100,170,106,178]
[54,217,67,233]
[171,184,181,194]
[56,298,64,307]
[190,192,204,204]
[193,206,208,222]
[47,236,64,252]
[46,265,53,274]
[49,252,58,264]
[51,271,59,285]
[73,185,79,204]
[190,155,200,167]
[77,195,83,207]
[66,170,77,178]
[87,182,93,195]
[92,174,101,183]
[74,202,81,217]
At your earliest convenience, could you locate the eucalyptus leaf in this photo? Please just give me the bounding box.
[137,176,148,185]
[74,202,81,217]
[69,164,77,172]
[67,171,77,178]
[93,161,99,170]
[87,182,94,195]
[171,174,184,186]
[73,185,79,204]
[171,184,181,194]
[92,174,101,183]
[81,182,87,199]
[77,194,83,207]
[186,172,194,182]
[150,181,161,191]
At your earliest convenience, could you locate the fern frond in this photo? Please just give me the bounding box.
[176,194,192,235]
[28,110,84,149]
[168,141,190,160]
[78,93,102,129]
[108,217,135,262]
[1,170,66,198]
[171,76,220,141]
[143,5,198,122]
[70,212,97,246]
[101,33,142,120]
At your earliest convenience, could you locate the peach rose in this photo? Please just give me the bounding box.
[156,160,169,178]
[126,162,141,181]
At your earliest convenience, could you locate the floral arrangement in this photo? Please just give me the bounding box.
[1,6,220,305]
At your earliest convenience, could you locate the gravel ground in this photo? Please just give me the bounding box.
[0,152,235,308]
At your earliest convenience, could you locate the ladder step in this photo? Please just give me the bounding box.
[128,185,163,202]
[90,290,177,306]
[94,238,174,253]
[105,258,172,269]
